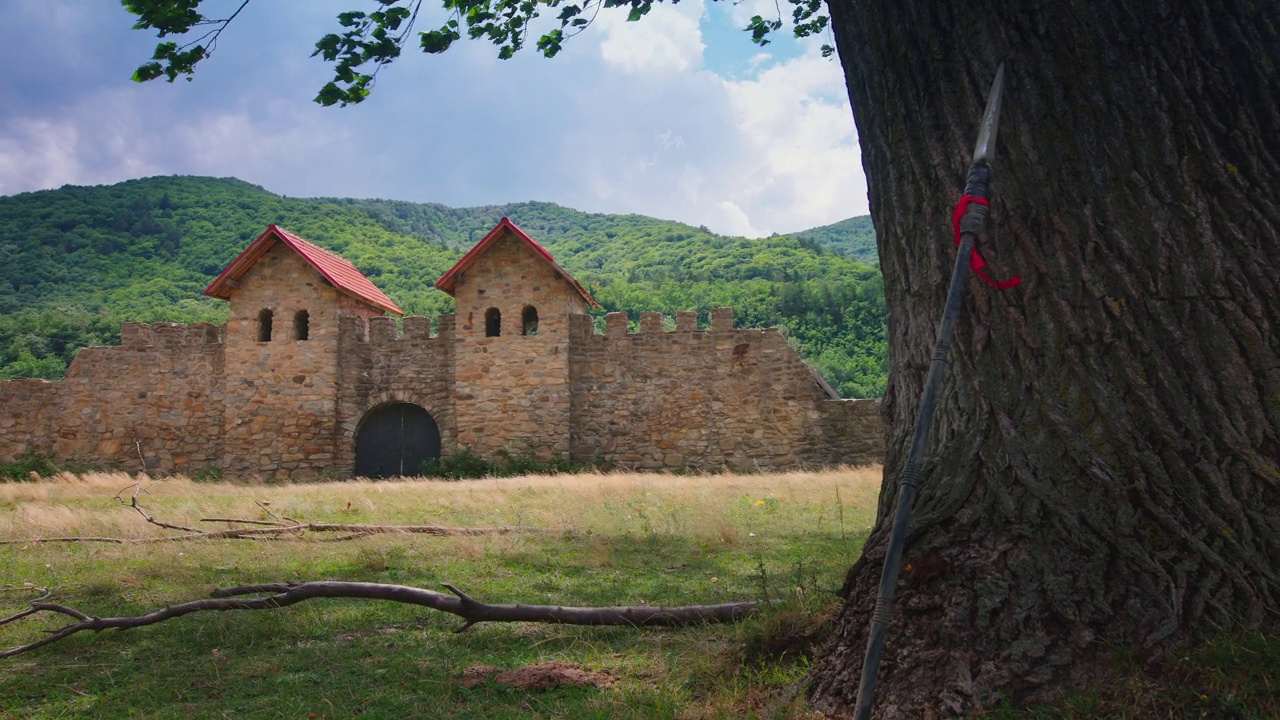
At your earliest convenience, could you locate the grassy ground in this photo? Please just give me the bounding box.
[4,470,1275,719]
[1,469,881,719]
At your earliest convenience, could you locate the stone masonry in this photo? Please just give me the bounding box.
[0,221,884,478]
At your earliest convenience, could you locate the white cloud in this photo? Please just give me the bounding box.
[0,96,167,195]
[597,0,707,74]
[531,40,864,238]
[712,200,763,237]
[574,4,864,236]
[729,0,783,28]
[0,118,88,194]
[170,105,349,179]
[0,87,350,197]
[657,129,685,151]
[15,0,84,32]
[676,163,706,201]
[714,47,866,234]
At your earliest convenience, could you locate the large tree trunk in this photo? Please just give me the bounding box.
[809,1,1280,716]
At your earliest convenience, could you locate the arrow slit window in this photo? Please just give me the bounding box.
[485,308,501,337]
[257,309,274,342]
[522,306,539,336]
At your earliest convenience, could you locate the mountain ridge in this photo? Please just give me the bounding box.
[0,176,886,397]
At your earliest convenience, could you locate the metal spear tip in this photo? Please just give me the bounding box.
[971,63,1006,165]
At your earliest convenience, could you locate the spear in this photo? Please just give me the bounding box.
[852,63,1012,720]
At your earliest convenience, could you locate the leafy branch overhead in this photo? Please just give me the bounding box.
[123,0,835,107]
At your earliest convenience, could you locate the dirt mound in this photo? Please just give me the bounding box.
[457,662,615,690]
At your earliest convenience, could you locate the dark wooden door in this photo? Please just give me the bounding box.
[355,403,441,478]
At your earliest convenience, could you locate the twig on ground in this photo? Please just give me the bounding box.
[254,500,298,525]
[112,479,200,533]
[0,495,543,545]
[203,517,290,527]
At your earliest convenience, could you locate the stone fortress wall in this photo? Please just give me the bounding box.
[0,322,225,474]
[568,310,883,470]
[0,222,885,478]
[0,308,883,477]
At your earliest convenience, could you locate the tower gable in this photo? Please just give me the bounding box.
[435,218,599,309]
[205,224,403,315]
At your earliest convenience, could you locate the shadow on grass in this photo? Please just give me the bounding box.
[1,529,868,719]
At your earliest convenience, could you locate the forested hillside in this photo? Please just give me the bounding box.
[0,176,887,396]
[789,216,877,265]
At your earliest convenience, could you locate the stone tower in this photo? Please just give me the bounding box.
[204,225,403,477]
[435,218,600,460]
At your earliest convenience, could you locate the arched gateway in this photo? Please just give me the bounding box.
[355,403,441,478]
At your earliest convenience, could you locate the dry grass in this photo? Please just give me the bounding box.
[9,467,1266,719]
[0,466,883,544]
[1,466,882,719]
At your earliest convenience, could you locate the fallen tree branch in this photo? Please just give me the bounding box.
[238,522,531,536]
[1,582,759,658]
[0,536,134,545]
[202,517,290,527]
[0,523,540,545]
[0,490,544,545]
[113,479,200,533]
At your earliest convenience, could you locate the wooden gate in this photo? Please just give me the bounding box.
[355,403,441,478]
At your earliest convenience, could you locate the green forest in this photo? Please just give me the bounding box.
[0,176,887,397]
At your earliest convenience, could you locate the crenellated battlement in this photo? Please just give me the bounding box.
[571,307,798,381]
[572,307,741,340]
[571,307,787,349]
[120,321,224,349]
[60,322,225,381]
[342,314,457,346]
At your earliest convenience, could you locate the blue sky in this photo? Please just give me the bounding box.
[0,0,868,237]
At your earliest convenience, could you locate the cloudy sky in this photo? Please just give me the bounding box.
[0,0,868,237]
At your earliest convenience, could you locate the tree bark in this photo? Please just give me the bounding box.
[810,1,1279,716]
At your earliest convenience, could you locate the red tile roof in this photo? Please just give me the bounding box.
[204,225,404,315]
[435,217,600,308]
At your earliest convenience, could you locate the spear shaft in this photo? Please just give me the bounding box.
[851,63,1006,720]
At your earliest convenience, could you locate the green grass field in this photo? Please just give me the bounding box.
[4,470,1275,719]
[1,469,880,719]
